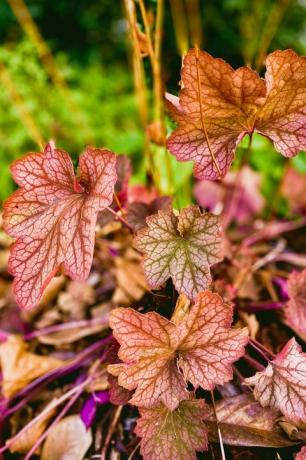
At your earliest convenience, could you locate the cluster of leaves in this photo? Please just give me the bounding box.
[0,47,306,460]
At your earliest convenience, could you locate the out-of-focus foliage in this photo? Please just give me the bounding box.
[0,39,143,201]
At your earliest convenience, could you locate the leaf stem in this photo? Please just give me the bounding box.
[100,406,123,460]
[106,207,133,232]
[250,338,276,358]
[243,354,266,371]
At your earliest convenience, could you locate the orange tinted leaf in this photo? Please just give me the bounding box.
[256,50,306,158]
[285,269,306,341]
[245,338,306,424]
[166,48,265,180]
[108,291,248,409]
[134,206,223,300]
[134,399,208,460]
[167,49,306,179]
[3,144,117,309]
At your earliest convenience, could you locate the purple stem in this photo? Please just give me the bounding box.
[243,300,286,313]
[243,354,266,371]
[24,316,109,341]
[24,377,86,460]
[4,335,113,418]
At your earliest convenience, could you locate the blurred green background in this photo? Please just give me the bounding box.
[0,0,305,207]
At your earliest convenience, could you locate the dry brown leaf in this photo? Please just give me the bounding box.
[0,335,64,397]
[112,256,148,305]
[41,415,92,460]
[205,393,296,448]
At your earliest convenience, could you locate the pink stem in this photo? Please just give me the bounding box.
[24,316,108,340]
[106,207,133,232]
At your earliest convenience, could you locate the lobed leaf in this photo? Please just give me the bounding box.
[3,143,117,309]
[167,49,306,180]
[285,269,306,341]
[108,291,248,409]
[134,399,208,460]
[134,205,223,300]
[245,338,306,424]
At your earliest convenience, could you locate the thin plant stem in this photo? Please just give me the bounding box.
[0,62,44,148]
[24,379,85,460]
[24,316,108,341]
[243,354,266,371]
[0,378,90,454]
[100,406,123,460]
[210,390,226,460]
[106,206,133,232]
[250,338,276,358]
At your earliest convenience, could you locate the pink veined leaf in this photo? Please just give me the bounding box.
[167,48,306,180]
[134,205,224,300]
[285,269,306,341]
[134,398,208,460]
[108,290,248,410]
[296,446,306,460]
[3,143,117,309]
[245,338,306,424]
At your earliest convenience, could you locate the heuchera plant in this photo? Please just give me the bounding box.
[3,48,306,459]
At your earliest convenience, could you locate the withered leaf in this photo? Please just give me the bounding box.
[245,338,306,424]
[135,399,208,460]
[108,291,248,409]
[134,205,223,300]
[41,415,92,460]
[3,143,117,309]
[0,335,63,398]
[167,49,306,180]
[205,393,296,448]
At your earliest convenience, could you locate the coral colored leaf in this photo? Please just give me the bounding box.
[256,50,306,158]
[134,399,208,460]
[285,269,306,341]
[167,49,306,180]
[3,144,117,309]
[134,205,223,300]
[245,338,306,424]
[296,446,306,460]
[108,291,248,409]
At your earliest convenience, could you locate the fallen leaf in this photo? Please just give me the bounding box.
[135,399,208,460]
[205,393,295,447]
[245,337,306,424]
[108,291,248,409]
[134,205,223,300]
[3,143,117,309]
[112,255,149,305]
[41,415,92,460]
[0,335,63,398]
[285,269,306,341]
[167,49,306,180]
